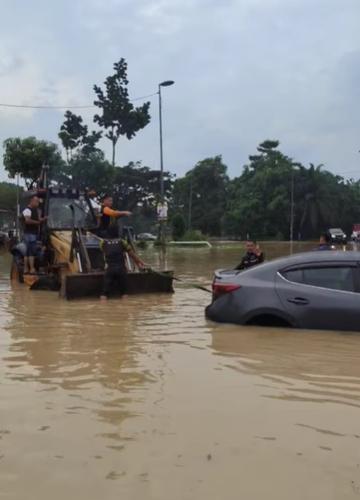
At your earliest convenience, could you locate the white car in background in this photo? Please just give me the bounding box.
[137,232,157,241]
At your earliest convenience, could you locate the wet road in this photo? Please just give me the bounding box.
[1,242,360,499]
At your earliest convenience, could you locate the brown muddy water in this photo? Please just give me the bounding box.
[1,242,360,499]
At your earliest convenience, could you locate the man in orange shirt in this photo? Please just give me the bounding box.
[98,194,131,238]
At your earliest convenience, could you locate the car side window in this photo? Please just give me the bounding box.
[282,269,303,283]
[282,267,355,292]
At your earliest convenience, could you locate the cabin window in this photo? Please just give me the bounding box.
[47,197,96,230]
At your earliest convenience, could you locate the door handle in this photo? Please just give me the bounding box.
[287,297,309,305]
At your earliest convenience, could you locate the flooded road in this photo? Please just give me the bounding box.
[1,242,360,499]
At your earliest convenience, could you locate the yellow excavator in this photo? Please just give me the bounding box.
[10,173,173,299]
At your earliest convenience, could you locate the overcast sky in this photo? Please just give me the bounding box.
[0,0,359,183]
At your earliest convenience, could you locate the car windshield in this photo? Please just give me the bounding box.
[330,228,343,234]
[47,197,97,230]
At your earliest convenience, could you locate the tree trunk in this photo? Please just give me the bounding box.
[112,142,115,167]
[111,135,117,167]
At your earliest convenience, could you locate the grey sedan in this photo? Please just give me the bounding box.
[206,251,360,331]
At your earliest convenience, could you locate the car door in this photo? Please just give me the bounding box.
[275,262,360,331]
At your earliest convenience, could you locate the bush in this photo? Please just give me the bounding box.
[181,229,206,241]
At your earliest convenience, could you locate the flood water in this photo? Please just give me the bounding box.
[1,242,360,499]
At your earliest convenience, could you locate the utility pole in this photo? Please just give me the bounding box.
[158,80,174,246]
[188,177,193,230]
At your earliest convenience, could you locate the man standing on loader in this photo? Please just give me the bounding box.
[22,195,47,274]
[98,194,131,238]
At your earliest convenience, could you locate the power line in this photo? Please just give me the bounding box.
[0,92,158,110]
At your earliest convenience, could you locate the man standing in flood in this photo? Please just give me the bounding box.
[99,226,146,300]
[235,240,264,270]
[98,194,132,238]
[22,195,46,274]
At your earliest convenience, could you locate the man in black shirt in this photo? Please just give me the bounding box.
[235,240,264,270]
[99,228,146,299]
[22,195,46,274]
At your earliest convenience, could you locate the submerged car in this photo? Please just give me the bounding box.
[206,251,360,331]
[326,227,347,245]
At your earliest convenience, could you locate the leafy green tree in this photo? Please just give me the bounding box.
[93,59,151,166]
[3,137,65,188]
[173,156,229,236]
[171,213,186,240]
[0,182,20,211]
[59,111,102,161]
[112,161,172,212]
[60,151,115,194]
[224,141,297,239]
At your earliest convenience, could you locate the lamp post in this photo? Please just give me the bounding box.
[158,80,174,245]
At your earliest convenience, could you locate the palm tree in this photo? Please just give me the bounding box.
[299,163,335,237]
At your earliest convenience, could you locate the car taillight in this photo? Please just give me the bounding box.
[212,283,241,299]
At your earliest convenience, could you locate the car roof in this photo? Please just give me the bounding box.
[263,251,360,271]
[216,251,360,282]
[229,251,360,278]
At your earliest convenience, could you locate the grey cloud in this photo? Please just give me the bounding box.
[0,0,360,182]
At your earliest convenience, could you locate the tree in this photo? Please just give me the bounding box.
[172,156,229,236]
[59,111,102,161]
[171,213,186,240]
[0,182,20,211]
[224,141,297,239]
[59,151,115,194]
[112,161,172,212]
[3,137,65,188]
[93,58,151,166]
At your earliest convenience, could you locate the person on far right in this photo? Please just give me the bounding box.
[235,239,264,270]
[315,233,334,251]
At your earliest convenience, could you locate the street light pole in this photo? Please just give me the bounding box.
[158,84,164,202]
[188,177,193,230]
[158,80,174,245]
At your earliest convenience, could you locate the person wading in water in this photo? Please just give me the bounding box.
[99,226,146,300]
[235,239,264,270]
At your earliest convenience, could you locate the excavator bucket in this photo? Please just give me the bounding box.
[61,270,174,299]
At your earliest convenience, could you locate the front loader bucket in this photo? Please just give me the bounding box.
[61,271,174,300]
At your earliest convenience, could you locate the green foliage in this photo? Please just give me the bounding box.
[3,123,360,242]
[0,182,20,211]
[171,213,186,240]
[93,58,151,166]
[224,141,360,240]
[112,161,172,212]
[181,229,206,241]
[60,151,115,195]
[172,155,229,236]
[3,136,65,188]
[224,140,296,239]
[59,111,102,161]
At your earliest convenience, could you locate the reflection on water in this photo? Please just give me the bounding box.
[1,243,360,500]
[211,326,360,408]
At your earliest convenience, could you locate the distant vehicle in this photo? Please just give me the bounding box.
[206,251,360,332]
[137,232,156,241]
[351,224,360,242]
[326,228,347,245]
